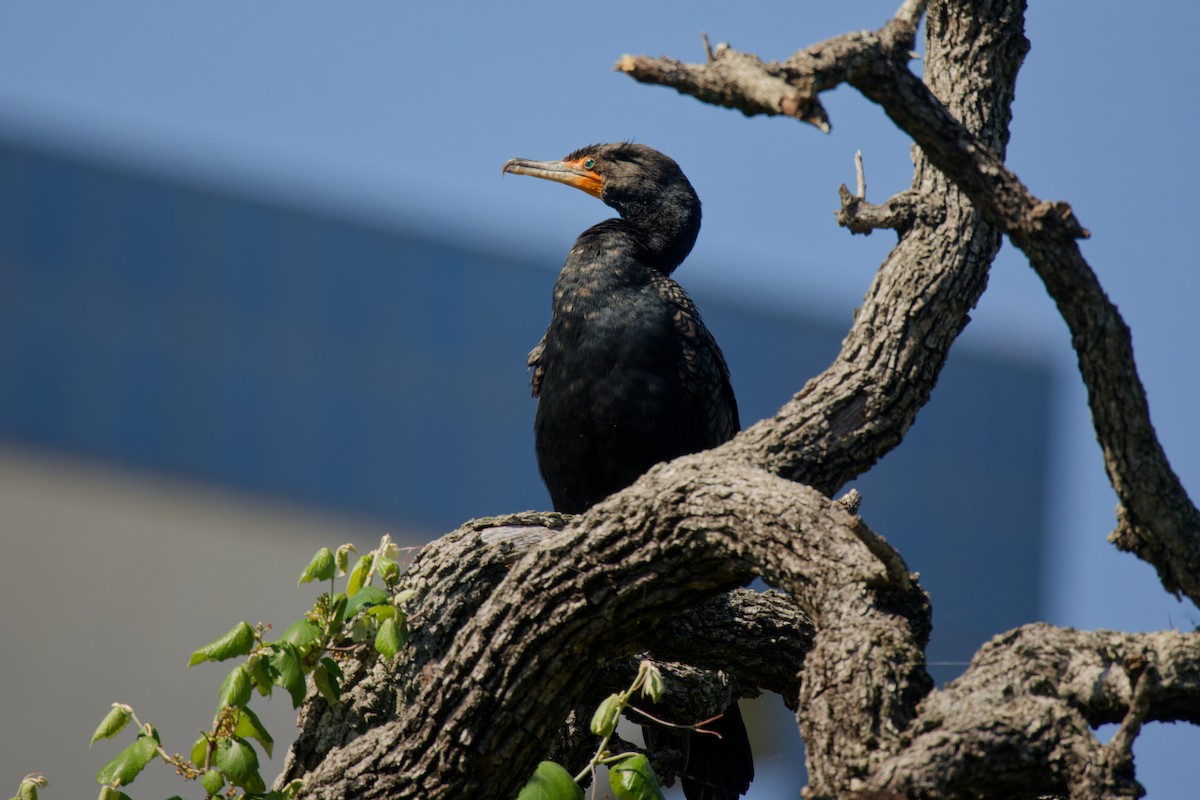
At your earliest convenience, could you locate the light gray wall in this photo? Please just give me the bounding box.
[0,443,406,799]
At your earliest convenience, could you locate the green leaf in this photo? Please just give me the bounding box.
[90,703,133,747]
[280,618,324,656]
[190,735,210,768]
[348,615,374,643]
[266,643,307,708]
[202,768,224,796]
[374,616,402,659]
[96,787,132,800]
[320,655,344,681]
[345,585,388,617]
[298,547,336,585]
[335,544,356,575]
[248,652,273,697]
[96,733,158,787]
[214,736,264,792]
[245,771,267,793]
[590,693,622,738]
[327,593,348,635]
[516,761,583,800]
[15,774,47,800]
[281,779,305,799]
[367,604,397,622]
[377,534,399,562]
[394,588,418,608]
[609,754,665,800]
[219,664,253,708]
[232,706,275,759]
[642,664,665,704]
[189,621,256,666]
[345,554,374,597]
[376,555,400,585]
[313,663,341,704]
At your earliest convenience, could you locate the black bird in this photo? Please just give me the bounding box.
[502,142,752,800]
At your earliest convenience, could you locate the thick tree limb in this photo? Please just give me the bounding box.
[697,0,1016,509]
[544,601,810,786]
[284,468,1200,800]
[280,515,815,782]
[290,459,931,799]
[638,588,815,706]
[858,9,1200,602]
[871,625,1200,799]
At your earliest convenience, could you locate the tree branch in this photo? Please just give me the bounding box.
[616,45,831,132]
[615,0,925,134]
[617,0,1200,603]
[290,459,930,799]
[836,186,932,236]
[871,625,1200,799]
[1022,231,1200,602]
[280,516,817,786]
[645,588,814,704]
[704,0,1017,509]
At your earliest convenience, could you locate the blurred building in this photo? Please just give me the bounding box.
[0,133,1051,798]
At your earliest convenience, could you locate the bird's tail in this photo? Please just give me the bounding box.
[679,701,754,800]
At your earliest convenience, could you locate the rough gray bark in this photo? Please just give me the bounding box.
[280,1,1200,798]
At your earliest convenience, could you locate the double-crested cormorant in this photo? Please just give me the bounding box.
[502,142,752,800]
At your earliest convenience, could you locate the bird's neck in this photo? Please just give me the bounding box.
[613,187,701,274]
[558,222,647,293]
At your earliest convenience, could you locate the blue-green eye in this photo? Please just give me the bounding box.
[583,158,596,170]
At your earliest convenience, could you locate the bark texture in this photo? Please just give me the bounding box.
[281,1,1200,798]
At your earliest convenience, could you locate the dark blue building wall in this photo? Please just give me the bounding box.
[0,141,551,526]
[0,137,1049,681]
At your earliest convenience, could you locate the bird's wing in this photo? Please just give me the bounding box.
[652,274,740,445]
[527,331,547,398]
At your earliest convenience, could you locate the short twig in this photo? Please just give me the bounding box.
[855,150,866,200]
[848,516,913,591]
[1108,654,1158,763]
[627,705,725,739]
[837,488,862,515]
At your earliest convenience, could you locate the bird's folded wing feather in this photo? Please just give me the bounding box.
[527,332,547,398]
[652,274,740,446]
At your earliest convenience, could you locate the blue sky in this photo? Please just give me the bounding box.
[1,1,1197,794]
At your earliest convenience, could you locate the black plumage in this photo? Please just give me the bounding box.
[503,142,751,800]
[506,142,738,512]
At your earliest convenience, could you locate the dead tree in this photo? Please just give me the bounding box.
[278,1,1200,797]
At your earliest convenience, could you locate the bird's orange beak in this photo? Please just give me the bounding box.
[502,156,603,199]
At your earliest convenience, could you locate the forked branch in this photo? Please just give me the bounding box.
[619,0,1200,604]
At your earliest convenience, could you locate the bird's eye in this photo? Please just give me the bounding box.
[583,158,596,170]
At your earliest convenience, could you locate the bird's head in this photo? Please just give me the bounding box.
[503,142,701,271]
